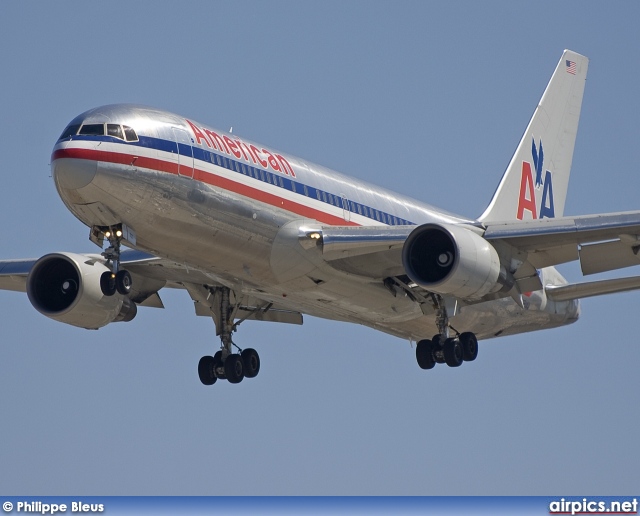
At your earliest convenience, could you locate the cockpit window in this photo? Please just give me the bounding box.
[79,123,105,136]
[60,122,138,142]
[123,125,138,142]
[58,124,81,140]
[107,124,124,140]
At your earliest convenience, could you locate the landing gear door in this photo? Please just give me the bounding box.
[172,127,194,179]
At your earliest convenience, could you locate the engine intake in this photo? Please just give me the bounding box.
[402,223,502,299]
[27,252,137,329]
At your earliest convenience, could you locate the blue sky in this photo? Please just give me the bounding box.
[0,1,639,495]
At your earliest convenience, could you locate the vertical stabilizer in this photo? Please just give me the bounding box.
[479,50,588,222]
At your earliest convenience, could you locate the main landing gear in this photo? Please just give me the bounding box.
[97,225,133,297]
[197,287,261,386]
[415,297,479,370]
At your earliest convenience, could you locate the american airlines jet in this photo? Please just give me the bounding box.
[2,50,639,385]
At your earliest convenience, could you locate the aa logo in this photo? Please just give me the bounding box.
[516,138,555,220]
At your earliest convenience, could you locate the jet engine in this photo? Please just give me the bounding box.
[402,223,503,299]
[27,252,137,329]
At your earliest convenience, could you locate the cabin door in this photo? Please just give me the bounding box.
[172,127,194,179]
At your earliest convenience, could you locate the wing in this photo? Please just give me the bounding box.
[0,249,302,324]
[483,210,640,274]
[304,210,640,302]
[0,259,35,292]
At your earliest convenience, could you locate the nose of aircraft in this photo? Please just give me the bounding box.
[51,154,98,191]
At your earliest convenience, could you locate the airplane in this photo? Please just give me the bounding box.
[2,49,640,386]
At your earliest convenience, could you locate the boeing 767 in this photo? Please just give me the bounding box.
[2,50,640,385]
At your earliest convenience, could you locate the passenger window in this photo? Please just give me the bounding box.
[79,124,105,136]
[58,124,80,140]
[123,126,138,142]
[107,124,124,140]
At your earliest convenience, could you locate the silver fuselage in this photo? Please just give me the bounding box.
[51,104,580,342]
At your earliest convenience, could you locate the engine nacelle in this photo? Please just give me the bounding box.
[402,223,502,299]
[26,252,137,329]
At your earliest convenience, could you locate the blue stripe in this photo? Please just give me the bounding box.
[67,135,415,226]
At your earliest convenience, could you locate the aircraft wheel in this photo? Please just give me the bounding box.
[224,354,244,384]
[198,356,217,385]
[212,351,225,380]
[443,338,463,367]
[432,334,446,363]
[460,332,478,361]
[416,339,436,369]
[100,271,117,296]
[241,348,260,378]
[115,270,133,295]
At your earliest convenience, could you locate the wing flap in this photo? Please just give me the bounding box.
[184,283,303,325]
[579,239,640,275]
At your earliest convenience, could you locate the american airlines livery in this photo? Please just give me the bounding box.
[3,50,640,385]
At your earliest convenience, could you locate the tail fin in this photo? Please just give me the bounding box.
[479,50,588,223]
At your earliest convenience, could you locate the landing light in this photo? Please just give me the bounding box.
[116,230,123,238]
[309,232,321,240]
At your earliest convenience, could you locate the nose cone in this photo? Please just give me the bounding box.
[51,155,97,191]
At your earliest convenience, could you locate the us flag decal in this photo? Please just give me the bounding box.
[566,60,577,75]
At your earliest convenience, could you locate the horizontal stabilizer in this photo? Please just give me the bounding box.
[545,275,640,301]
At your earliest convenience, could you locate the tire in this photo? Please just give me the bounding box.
[224,354,244,384]
[100,271,117,296]
[443,338,463,367]
[115,270,133,295]
[212,351,225,380]
[241,348,260,378]
[460,332,478,361]
[416,339,436,369]
[198,356,217,385]
[432,334,445,363]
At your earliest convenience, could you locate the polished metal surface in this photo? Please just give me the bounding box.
[45,104,581,341]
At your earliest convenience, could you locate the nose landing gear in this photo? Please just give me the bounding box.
[94,225,133,297]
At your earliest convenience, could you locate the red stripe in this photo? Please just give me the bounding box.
[52,147,359,227]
